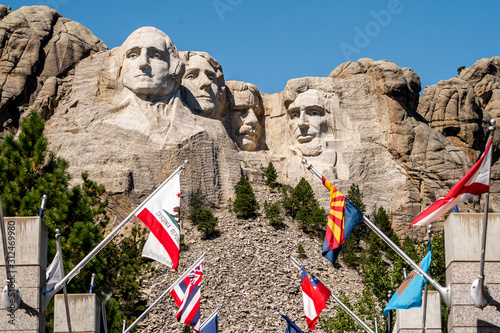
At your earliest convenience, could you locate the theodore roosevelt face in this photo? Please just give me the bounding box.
[231,89,262,151]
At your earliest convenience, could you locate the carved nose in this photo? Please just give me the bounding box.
[138,50,150,69]
[298,112,308,128]
[199,74,212,89]
[244,109,258,125]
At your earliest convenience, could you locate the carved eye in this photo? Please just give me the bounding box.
[153,52,161,58]
[289,111,300,119]
[127,51,139,58]
[309,109,321,116]
[185,73,196,79]
[208,74,216,82]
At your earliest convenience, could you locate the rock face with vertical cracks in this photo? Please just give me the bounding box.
[0,5,107,139]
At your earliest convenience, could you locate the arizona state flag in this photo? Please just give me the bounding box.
[321,177,363,264]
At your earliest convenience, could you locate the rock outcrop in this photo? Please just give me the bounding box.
[0,5,106,139]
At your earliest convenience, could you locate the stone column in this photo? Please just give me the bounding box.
[54,294,105,333]
[445,213,500,333]
[392,290,441,333]
[0,216,47,333]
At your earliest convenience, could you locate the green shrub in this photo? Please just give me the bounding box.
[265,162,278,188]
[232,176,259,218]
[196,209,219,239]
[264,200,284,228]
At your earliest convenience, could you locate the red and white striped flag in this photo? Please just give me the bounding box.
[171,261,203,332]
[135,173,181,269]
[410,138,493,227]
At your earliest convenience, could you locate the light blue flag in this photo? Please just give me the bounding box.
[383,240,431,316]
[200,313,218,333]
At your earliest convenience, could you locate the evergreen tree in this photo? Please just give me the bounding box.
[0,112,149,333]
[282,177,317,218]
[264,200,284,228]
[196,208,219,238]
[188,192,204,225]
[265,162,278,188]
[232,176,259,218]
[342,183,368,267]
[283,177,326,234]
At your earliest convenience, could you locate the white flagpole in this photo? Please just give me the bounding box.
[421,225,432,333]
[471,118,496,308]
[55,229,73,333]
[199,303,223,331]
[42,160,189,312]
[285,251,375,333]
[301,159,451,308]
[123,249,210,333]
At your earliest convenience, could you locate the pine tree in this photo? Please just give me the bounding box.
[264,200,284,228]
[232,176,259,218]
[196,209,219,238]
[188,192,204,224]
[0,112,150,333]
[265,162,278,188]
[283,177,326,234]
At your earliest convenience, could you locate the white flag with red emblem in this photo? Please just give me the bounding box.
[410,137,493,227]
[135,173,181,270]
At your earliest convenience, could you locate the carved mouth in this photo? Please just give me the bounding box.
[297,135,314,143]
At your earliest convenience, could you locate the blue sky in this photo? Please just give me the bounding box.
[14,0,500,94]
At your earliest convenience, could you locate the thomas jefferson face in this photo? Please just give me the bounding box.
[121,30,174,97]
[181,55,221,117]
[231,89,262,151]
[287,89,328,145]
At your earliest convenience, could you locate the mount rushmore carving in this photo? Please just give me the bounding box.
[1,6,499,237]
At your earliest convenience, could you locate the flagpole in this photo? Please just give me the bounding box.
[421,226,432,333]
[42,160,189,312]
[123,249,210,333]
[471,118,496,308]
[285,251,375,333]
[386,291,392,333]
[55,229,73,333]
[199,303,223,331]
[301,159,451,308]
[38,194,48,217]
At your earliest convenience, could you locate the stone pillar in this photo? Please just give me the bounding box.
[392,290,441,333]
[445,213,500,333]
[0,216,47,333]
[54,294,105,333]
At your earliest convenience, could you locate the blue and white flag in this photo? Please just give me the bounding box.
[383,240,432,316]
[200,312,218,333]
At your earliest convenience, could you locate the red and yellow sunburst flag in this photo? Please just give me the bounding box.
[321,177,363,265]
[323,176,347,248]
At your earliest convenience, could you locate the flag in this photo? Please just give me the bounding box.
[321,177,363,264]
[383,239,432,316]
[280,313,305,333]
[45,247,64,292]
[301,265,331,330]
[452,206,459,213]
[200,312,218,333]
[410,138,493,227]
[135,173,181,270]
[170,261,203,332]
